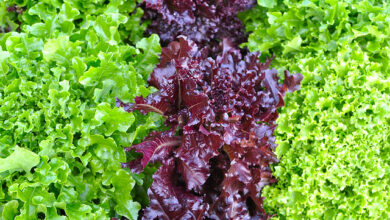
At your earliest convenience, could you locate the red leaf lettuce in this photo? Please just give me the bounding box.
[118,37,302,219]
[141,0,255,54]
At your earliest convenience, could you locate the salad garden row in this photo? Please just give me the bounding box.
[0,0,389,219]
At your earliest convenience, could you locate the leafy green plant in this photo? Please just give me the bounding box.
[0,0,162,219]
[241,0,390,219]
[0,2,22,33]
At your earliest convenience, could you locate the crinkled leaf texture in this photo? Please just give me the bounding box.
[0,3,23,33]
[142,0,256,54]
[0,146,40,173]
[242,0,390,219]
[0,0,163,219]
[118,37,302,219]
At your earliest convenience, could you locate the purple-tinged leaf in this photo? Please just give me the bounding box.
[283,70,304,93]
[116,93,172,115]
[121,158,144,174]
[176,132,223,191]
[261,68,283,106]
[143,158,206,220]
[142,0,256,53]
[125,131,181,169]
[120,37,302,219]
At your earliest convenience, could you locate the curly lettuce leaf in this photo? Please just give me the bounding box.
[0,0,162,219]
[118,36,301,219]
[242,0,390,219]
[0,146,40,173]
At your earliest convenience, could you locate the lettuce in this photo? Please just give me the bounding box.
[0,3,22,33]
[0,0,163,219]
[142,0,255,54]
[117,36,302,219]
[241,0,390,219]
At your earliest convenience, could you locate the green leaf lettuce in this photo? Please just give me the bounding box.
[241,0,390,219]
[0,0,163,219]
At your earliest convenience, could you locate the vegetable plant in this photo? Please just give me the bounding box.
[118,36,302,219]
[0,0,163,219]
[142,0,256,53]
[241,0,390,219]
